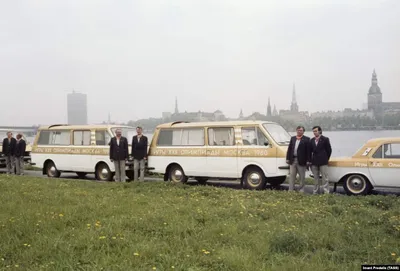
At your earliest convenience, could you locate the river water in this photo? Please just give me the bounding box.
[142,130,400,158]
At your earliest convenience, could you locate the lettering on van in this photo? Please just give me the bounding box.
[388,163,400,168]
[370,161,383,167]
[32,147,108,155]
[149,147,277,158]
[354,162,368,167]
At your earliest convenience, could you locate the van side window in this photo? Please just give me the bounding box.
[38,131,51,145]
[51,131,70,145]
[241,127,269,146]
[157,128,204,146]
[257,128,269,146]
[241,127,257,145]
[372,146,383,159]
[181,128,204,146]
[383,143,400,159]
[208,127,235,146]
[95,130,111,146]
[73,131,91,146]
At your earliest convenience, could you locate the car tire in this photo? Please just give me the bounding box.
[46,161,61,178]
[126,170,134,182]
[76,172,87,179]
[242,167,266,190]
[195,177,208,185]
[168,164,188,184]
[343,174,371,196]
[268,176,286,187]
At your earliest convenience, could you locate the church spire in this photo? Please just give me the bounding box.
[174,96,179,114]
[290,83,299,112]
[267,97,272,116]
[239,109,244,119]
[273,104,278,116]
[369,69,381,94]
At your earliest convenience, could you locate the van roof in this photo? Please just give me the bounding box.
[37,124,134,130]
[156,120,277,129]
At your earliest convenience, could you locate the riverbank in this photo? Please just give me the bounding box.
[0,175,399,270]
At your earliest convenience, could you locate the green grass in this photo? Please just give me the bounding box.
[1,176,400,270]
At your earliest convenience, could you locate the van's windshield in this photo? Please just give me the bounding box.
[111,127,136,144]
[262,123,291,145]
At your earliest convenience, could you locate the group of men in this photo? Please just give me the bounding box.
[1,132,27,175]
[109,126,148,182]
[286,126,332,194]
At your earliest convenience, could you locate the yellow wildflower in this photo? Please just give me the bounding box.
[391,253,396,257]
[99,236,106,240]
[134,253,139,256]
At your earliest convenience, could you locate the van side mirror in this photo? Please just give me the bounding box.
[264,142,269,146]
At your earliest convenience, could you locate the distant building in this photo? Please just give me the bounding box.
[279,83,309,123]
[272,105,278,116]
[164,97,227,122]
[239,109,244,120]
[67,91,87,125]
[267,97,272,116]
[367,69,400,116]
[174,96,179,114]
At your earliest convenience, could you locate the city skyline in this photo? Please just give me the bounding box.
[1,0,399,125]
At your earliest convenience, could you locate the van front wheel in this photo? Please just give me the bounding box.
[168,165,188,184]
[243,167,266,190]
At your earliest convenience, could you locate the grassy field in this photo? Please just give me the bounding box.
[0,176,399,270]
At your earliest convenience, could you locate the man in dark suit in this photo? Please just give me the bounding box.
[2,132,17,175]
[14,134,27,175]
[131,126,148,182]
[109,128,129,182]
[286,126,310,192]
[309,126,332,194]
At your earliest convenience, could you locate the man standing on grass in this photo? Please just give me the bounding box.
[109,128,129,182]
[286,126,310,193]
[309,126,332,194]
[131,126,148,182]
[14,134,26,176]
[2,132,16,175]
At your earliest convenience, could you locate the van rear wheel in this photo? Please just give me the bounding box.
[168,165,188,184]
[46,161,61,178]
[243,167,266,190]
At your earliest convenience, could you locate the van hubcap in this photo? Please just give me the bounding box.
[49,166,57,176]
[347,176,365,193]
[99,168,109,179]
[172,169,183,182]
[248,172,261,185]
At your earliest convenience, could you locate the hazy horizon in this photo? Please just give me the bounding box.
[1,0,399,126]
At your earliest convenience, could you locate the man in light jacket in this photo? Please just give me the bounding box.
[286,126,310,192]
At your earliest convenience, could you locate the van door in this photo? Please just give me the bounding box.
[368,143,400,188]
[71,130,92,172]
[238,126,277,176]
[206,126,238,178]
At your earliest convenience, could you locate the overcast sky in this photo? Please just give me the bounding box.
[1,0,399,126]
